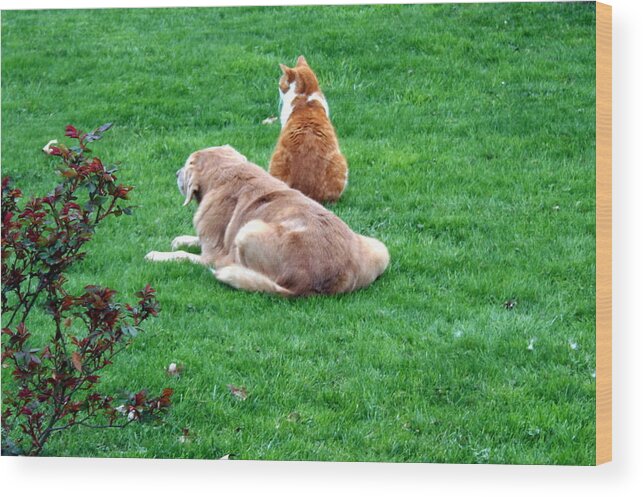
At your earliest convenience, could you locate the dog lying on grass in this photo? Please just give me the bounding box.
[145,145,389,297]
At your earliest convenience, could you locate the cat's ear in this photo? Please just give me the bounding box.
[296,55,308,66]
[279,63,290,74]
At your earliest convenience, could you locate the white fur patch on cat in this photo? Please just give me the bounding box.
[279,81,297,127]
[307,92,329,117]
[280,85,330,127]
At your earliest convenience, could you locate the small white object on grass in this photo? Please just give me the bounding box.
[42,139,58,154]
[527,338,536,351]
[261,116,278,125]
[166,362,184,377]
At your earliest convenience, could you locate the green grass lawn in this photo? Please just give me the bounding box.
[1,2,597,464]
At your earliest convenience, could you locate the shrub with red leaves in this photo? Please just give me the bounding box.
[1,124,172,456]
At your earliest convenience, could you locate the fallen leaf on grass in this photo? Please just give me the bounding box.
[166,362,185,377]
[262,116,278,125]
[287,412,301,423]
[503,298,517,310]
[227,384,247,401]
[178,428,191,444]
[402,422,421,434]
[527,427,541,438]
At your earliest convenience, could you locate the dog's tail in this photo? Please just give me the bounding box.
[211,266,293,297]
[355,235,390,290]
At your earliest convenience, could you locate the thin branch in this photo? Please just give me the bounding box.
[76,419,135,430]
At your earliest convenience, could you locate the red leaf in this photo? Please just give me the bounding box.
[18,388,33,399]
[65,125,79,139]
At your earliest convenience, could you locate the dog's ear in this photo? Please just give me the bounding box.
[182,168,198,206]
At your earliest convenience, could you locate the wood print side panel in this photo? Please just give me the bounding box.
[596,1,612,466]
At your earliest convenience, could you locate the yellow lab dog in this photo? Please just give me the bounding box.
[145,145,389,297]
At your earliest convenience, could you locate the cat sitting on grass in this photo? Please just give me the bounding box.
[269,56,348,203]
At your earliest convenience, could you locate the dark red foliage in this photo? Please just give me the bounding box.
[1,124,172,456]
[64,125,80,139]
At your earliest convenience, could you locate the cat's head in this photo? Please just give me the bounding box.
[278,56,321,96]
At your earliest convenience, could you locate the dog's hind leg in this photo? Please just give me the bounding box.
[232,219,284,274]
[212,265,292,296]
[210,219,294,296]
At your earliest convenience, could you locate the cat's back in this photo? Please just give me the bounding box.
[271,100,347,203]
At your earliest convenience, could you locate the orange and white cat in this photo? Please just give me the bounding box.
[268,56,348,203]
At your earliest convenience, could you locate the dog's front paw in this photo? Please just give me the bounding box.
[145,251,167,262]
[171,235,199,251]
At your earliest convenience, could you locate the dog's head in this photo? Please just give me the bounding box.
[177,145,247,206]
